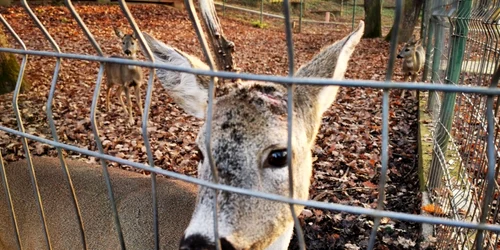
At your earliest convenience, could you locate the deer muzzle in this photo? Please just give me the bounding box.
[179,234,237,250]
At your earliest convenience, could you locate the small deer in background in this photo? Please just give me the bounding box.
[105,28,143,125]
[397,35,425,98]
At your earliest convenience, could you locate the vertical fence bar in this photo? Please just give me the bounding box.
[21,1,88,248]
[260,0,263,25]
[422,0,434,83]
[0,13,53,250]
[222,0,226,16]
[421,0,430,41]
[282,0,306,247]
[183,0,221,249]
[115,1,159,249]
[474,65,500,250]
[429,0,472,189]
[351,0,356,31]
[422,17,434,83]
[63,1,125,248]
[427,16,444,112]
[299,0,303,33]
[0,151,22,250]
[367,1,403,249]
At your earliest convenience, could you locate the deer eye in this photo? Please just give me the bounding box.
[265,149,288,168]
[122,42,125,45]
[405,48,410,52]
[131,42,134,45]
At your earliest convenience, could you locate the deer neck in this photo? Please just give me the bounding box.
[265,223,294,250]
[407,50,416,65]
[127,53,137,60]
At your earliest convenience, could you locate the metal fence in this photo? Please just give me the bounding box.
[0,0,499,250]
[218,0,365,32]
[422,0,500,249]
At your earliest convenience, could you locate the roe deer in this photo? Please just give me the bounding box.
[105,28,144,124]
[0,157,196,250]
[397,35,425,98]
[143,21,365,250]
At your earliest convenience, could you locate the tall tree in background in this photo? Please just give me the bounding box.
[363,0,382,38]
[385,0,424,43]
[0,29,30,95]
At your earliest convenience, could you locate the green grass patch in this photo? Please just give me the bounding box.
[418,95,433,191]
[251,20,269,28]
[418,94,462,191]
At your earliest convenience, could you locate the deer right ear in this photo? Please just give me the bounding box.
[142,32,211,119]
[114,28,124,39]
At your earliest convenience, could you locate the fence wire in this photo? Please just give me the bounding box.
[424,0,500,249]
[0,0,499,250]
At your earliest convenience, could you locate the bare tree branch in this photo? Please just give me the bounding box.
[198,0,237,73]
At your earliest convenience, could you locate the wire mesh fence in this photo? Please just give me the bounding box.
[0,0,499,249]
[422,0,500,249]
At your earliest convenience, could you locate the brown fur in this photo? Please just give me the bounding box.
[0,157,196,250]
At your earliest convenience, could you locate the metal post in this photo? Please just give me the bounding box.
[422,18,434,83]
[427,18,443,112]
[421,0,433,46]
[223,0,226,16]
[351,0,356,31]
[260,0,263,25]
[299,0,303,33]
[340,0,343,16]
[428,0,472,189]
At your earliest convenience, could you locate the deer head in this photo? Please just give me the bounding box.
[114,27,138,58]
[143,20,364,250]
[397,35,422,59]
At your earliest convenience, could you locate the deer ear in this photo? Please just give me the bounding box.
[293,21,364,140]
[295,20,364,110]
[114,28,124,39]
[409,35,417,44]
[142,32,210,119]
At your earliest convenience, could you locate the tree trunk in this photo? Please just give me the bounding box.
[0,29,30,95]
[363,0,382,38]
[385,0,424,43]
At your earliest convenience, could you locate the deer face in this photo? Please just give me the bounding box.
[397,37,421,59]
[142,21,364,250]
[181,82,313,250]
[115,28,138,57]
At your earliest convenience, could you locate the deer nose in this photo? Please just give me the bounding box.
[397,54,403,59]
[124,50,132,55]
[179,234,236,250]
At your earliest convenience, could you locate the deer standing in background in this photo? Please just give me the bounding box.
[105,28,143,125]
[397,35,425,98]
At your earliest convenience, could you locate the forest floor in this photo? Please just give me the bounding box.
[0,3,427,249]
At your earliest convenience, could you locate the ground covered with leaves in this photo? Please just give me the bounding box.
[0,3,423,249]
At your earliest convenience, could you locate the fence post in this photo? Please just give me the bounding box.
[299,0,303,33]
[421,0,433,47]
[428,0,472,189]
[427,18,443,112]
[223,0,226,16]
[260,0,263,24]
[351,0,356,31]
[422,17,434,83]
